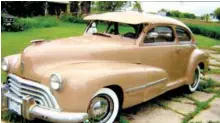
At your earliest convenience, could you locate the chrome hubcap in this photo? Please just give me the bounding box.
[88,95,114,123]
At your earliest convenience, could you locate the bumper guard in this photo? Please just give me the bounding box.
[1,84,88,123]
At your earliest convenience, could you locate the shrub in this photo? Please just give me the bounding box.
[21,16,60,29]
[60,14,85,23]
[10,20,24,32]
[187,24,220,40]
[60,14,78,23]
[76,16,86,23]
[4,15,86,32]
[8,16,60,32]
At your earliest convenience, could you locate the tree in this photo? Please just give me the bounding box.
[2,1,44,17]
[214,7,220,20]
[180,12,196,19]
[189,13,196,19]
[167,10,181,18]
[166,10,196,19]
[205,14,210,22]
[69,1,91,16]
[200,14,205,20]
[132,1,143,12]
[210,13,214,18]
[70,1,79,15]
[93,1,130,12]
[158,8,168,13]
[80,1,91,15]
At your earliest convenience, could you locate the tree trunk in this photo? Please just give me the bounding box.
[80,1,91,15]
[70,1,79,16]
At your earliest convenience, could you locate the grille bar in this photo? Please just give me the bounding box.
[8,84,44,105]
[7,74,60,109]
[8,79,52,107]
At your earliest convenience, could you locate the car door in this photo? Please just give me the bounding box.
[139,25,177,101]
[172,26,196,80]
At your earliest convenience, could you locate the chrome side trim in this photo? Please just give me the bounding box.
[125,78,167,93]
[143,42,194,46]
[143,42,176,46]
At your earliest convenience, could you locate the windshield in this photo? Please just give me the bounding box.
[86,21,144,39]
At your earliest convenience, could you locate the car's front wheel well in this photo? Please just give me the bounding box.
[198,62,204,70]
[198,62,205,74]
[105,85,124,109]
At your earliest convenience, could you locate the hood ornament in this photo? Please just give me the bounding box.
[30,39,46,45]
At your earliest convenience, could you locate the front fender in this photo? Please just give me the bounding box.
[41,62,167,112]
[185,49,209,84]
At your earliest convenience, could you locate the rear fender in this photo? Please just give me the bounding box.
[185,49,209,84]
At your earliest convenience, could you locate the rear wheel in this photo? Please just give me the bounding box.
[88,88,119,123]
[187,66,201,92]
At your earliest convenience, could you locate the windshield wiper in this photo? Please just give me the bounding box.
[93,33,111,38]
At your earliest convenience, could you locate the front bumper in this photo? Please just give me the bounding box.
[1,84,88,123]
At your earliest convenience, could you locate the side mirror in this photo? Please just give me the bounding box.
[147,32,158,39]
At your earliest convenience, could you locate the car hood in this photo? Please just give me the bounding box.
[11,35,139,82]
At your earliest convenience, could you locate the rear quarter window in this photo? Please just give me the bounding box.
[176,26,191,42]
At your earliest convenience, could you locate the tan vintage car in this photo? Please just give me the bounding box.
[1,11,209,123]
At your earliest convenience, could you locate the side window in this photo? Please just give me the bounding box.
[119,24,135,35]
[176,26,191,42]
[144,26,174,43]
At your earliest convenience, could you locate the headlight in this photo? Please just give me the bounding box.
[2,58,9,72]
[50,73,62,90]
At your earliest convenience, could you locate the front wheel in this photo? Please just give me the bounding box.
[88,88,119,123]
[187,66,201,92]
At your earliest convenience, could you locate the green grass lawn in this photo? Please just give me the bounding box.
[1,23,220,82]
[1,23,86,57]
[196,35,220,48]
[179,18,220,32]
[2,23,219,57]
[178,18,220,40]
[1,23,86,82]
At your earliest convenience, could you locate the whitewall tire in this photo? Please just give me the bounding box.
[88,88,119,123]
[188,66,201,92]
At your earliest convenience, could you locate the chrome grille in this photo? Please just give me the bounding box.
[7,74,60,109]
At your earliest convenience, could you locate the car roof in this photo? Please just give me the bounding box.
[84,11,188,28]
